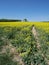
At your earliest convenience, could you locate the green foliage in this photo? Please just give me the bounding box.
[0,25,49,65]
[0,53,20,65]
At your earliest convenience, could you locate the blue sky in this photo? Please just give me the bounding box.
[0,0,49,21]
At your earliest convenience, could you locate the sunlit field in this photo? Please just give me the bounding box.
[0,22,49,33]
[0,22,49,65]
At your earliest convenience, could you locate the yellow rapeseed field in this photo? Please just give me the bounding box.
[0,22,49,33]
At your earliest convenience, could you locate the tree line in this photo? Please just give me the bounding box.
[0,19,21,22]
[0,19,28,22]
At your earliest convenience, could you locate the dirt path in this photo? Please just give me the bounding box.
[0,37,25,65]
[32,26,49,65]
[32,26,41,50]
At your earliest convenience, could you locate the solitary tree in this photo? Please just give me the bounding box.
[23,19,28,22]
